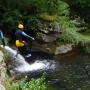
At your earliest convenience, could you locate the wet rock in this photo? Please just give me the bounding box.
[55,44,73,55]
[36,32,60,43]
[0,50,6,90]
[53,22,61,32]
[0,51,4,62]
[0,84,5,90]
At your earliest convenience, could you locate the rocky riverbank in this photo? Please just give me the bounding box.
[0,51,6,90]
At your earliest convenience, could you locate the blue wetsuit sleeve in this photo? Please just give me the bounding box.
[0,31,4,39]
[22,32,34,40]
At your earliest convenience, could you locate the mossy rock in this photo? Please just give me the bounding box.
[38,13,56,21]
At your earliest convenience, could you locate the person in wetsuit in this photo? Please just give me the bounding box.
[15,24,35,57]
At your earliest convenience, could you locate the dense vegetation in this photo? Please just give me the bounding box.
[66,0,90,23]
[0,0,90,45]
[5,76,47,90]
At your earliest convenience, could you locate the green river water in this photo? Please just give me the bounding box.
[47,47,90,90]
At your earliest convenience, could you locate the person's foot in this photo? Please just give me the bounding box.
[25,54,31,58]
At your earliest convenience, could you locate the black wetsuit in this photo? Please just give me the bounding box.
[0,30,5,46]
[15,29,34,55]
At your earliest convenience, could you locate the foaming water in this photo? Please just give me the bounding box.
[3,46,56,74]
[14,60,55,72]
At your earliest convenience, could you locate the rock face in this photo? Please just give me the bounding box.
[0,84,5,90]
[36,21,61,43]
[36,32,59,43]
[0,51,4,62]
[31,20,73,55]
[33,22,73,55]
[0,51,6,90]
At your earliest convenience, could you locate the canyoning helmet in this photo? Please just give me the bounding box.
[18,24,24,29]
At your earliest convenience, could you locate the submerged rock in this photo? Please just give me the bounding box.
[55,44,73,55]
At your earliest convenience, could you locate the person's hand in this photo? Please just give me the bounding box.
[32,37,35,40]
[0,45,5,48]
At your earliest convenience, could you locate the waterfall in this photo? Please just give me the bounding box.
[3,46,56,74]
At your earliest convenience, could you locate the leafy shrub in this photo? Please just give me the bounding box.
[84,44,90,53]
[5,76,47,90]
[57,16,90,45]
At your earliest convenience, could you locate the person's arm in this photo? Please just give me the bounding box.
[1,31,4,39]
[22,31,35,40]
[0,31,5,46]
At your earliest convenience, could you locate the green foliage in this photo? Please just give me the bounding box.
[57,16,90,45]
[29,76,47,90]
[56,0,70,16]
[69,0,90,8]
[0,0,69,15]
[5,76,47,90]
[0,0,70,35]
[2,9,22,31]
[46,0,89,46]
[84,44,90,53]
[5,77,19,90]
[67,0,90,23]
[28,16,41,30]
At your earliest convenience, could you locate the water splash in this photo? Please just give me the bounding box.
[4,46,56,73]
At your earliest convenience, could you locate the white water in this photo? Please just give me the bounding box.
[2,46,56,73]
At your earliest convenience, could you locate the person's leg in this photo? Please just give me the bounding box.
[15,47,24,58]
[25,45,32,58]
[18,46,27,55]
[2,39,5,46]
[15,48,19,57]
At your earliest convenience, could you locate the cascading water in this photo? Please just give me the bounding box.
[3,46,58,77]
[2,45,90,90]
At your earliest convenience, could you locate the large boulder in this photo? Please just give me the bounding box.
[36,32,59,43]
